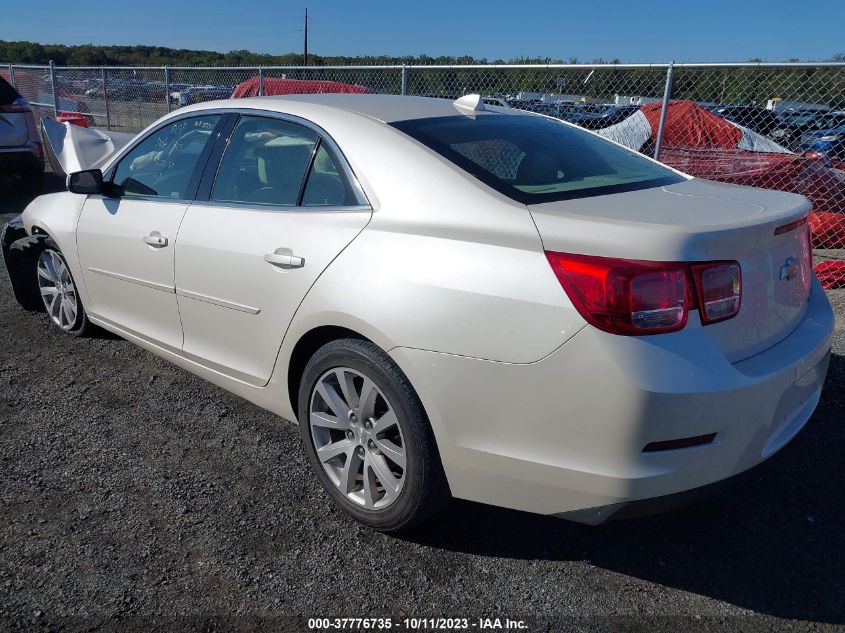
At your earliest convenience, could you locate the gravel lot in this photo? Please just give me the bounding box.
[1,174,844,632]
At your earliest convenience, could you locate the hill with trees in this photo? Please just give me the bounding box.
[0,39,594,67]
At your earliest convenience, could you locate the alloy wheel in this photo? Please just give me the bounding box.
[37,249,78,331]
[309,367,406,510]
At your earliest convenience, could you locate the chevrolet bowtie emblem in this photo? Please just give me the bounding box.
[779,256,800,281]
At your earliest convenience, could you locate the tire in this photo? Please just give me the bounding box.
[298,338,450,532]
[34,238,94,337]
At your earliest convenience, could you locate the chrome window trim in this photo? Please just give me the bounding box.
[86,193,197,206]
[103,107,371,210]
[190,199,372,214]
[207,109,370,209]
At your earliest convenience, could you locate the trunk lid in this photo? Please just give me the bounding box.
[529,178,812,362]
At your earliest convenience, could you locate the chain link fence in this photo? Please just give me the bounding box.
[2,60,844,311]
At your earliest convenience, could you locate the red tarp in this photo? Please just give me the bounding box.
[231,77,367,98]
[642,100,743,148]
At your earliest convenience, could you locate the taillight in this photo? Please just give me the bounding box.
[690,262,742,324]
[545,251,742,336]
[545,252,692,335]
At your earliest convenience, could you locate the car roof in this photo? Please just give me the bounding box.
[182,93,515,124]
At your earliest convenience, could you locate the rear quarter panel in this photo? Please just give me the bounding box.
[276,117,586,379]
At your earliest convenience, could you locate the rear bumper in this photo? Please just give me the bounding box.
[391,276,834,523]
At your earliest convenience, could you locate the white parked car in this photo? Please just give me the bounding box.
[2,94,834,531]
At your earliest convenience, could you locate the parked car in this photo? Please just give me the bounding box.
[511,100,547,113]
[3,94,833,531]
[171,85,234,106]
[800,119,845,160]
[511,101,581,120]
[771,108,831,148]
[0,75,43,191]
[481,96,511,108]
[562,104,640,129]
[711,105,780,136]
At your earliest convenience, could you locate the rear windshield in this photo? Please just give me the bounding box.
[0,77,19,105]
[391,114,683,204]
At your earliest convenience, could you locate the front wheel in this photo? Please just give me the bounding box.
[35,240,93,336]
[298,339,450,532]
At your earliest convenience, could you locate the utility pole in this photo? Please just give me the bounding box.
[303,8,309,67]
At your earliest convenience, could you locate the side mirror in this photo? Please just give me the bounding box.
[67,169,106,195]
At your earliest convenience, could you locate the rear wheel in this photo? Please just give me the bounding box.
[35,240,93,336]
[298,339,450,532]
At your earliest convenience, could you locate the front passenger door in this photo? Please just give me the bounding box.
[76,114,224,349]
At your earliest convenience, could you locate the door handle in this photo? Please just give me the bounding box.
[143,232,168,248]
[264,251,305,269]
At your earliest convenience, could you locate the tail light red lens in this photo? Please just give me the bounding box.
[691,262,742,324]
[544,252,692,335]
[629,269,689,330]
[545,251,742,336]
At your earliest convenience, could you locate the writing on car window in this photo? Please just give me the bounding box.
[112,115,222,199]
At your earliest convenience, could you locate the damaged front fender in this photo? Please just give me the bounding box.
[2,216,47,311]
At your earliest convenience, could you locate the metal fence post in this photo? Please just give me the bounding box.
[400,64,408,95]
[258,66,265,96]
[653,61,674,161]
[102,67,111,130]
[8,64,15,89]
[49,60,59,117]
[164,66,171,112]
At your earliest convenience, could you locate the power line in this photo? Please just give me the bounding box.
[304,8,308,67]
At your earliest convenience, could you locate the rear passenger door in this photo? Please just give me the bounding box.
[174,113,371,386]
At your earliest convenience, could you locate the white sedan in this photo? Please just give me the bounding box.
[2,94,834,531]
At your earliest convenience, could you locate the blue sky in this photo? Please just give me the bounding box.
[4,0,843,62]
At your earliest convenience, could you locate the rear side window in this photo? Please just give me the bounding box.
[212,116,318,206]
[392,114,683,204]
[301,144,357,207]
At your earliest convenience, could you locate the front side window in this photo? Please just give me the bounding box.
[392,114,683,204]
[112,115,222,199]
[212,116,319,206]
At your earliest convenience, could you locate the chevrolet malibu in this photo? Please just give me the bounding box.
[2,94,834,531]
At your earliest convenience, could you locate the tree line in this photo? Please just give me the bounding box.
[0,39,622,67]
[2,40,842,69]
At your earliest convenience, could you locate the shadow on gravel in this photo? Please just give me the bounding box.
[402,352,845,624]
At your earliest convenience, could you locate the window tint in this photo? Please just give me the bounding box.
[112,115,222,199]
[212,116,318,206]
[391,114,683,204]
[301,144,354,207]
